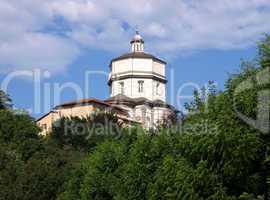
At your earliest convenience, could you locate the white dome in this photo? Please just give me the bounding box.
[133,32,142,40]
[131,31,144,42]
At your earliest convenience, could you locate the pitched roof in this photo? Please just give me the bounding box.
[36,111,54,122]
[54,98,111,109]
[111,52,166,64]
[36,98,128,122]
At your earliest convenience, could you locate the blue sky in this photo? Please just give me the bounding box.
[0,0,268,118]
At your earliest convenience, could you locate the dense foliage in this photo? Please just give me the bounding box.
[0,35,269,199]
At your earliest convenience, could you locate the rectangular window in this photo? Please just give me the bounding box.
[156,82,160,95]
[138,80,144,93]
[119,82,124,94]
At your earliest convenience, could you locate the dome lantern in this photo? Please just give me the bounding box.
[130,30,144,52]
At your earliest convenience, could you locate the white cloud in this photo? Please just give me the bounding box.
[0,0,270,74]
[48,0,270,53]
[0,33,79,74]
[0,0,79,74]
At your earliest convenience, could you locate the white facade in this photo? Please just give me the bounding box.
[111,78,166,101]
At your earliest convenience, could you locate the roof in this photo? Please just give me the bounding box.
[36,98,128,122]
[111,52,166,65]
[54,98,111,109]
[36,111,54,122]
[54,98,127,113]
[105,94,137,107]
[105,94,179,112]
[106,94,133,102]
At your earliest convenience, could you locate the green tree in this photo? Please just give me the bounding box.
[58,140,125,200]
[51,112,123,152]
[0,108,84,199]
[0,90,12,110]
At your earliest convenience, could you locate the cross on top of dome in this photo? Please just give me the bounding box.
[131,30,144,44]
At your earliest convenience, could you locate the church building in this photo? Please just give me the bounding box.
[37,31,177,134]
[105,31,177,129]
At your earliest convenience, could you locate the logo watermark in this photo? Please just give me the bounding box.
[233,67,270,134]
